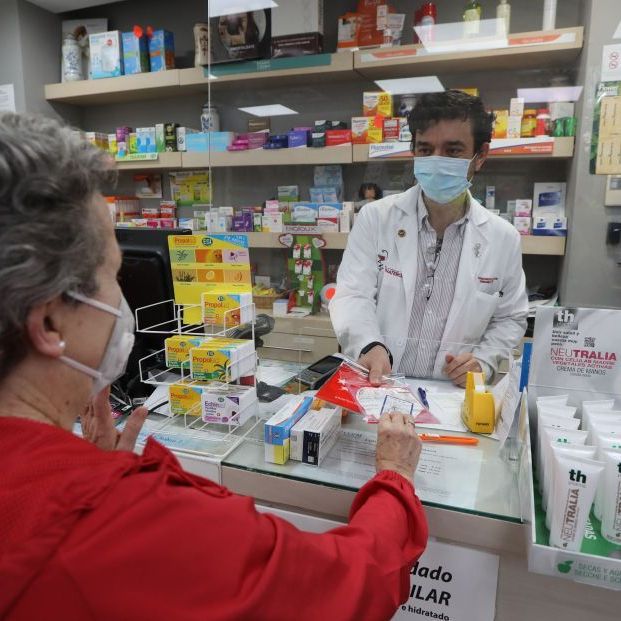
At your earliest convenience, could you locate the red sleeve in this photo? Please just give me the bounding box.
[58,462,427,621]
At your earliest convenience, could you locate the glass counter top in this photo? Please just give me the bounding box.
[222,385,523,523]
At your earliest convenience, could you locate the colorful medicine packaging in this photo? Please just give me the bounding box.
[201,384,258,425]
[363,91,393,117]
[89,31,124,78]
[148,29,175,72]
[189,338,255,382]
[165,335,210,369]
[201,292,253,326]
[264,396,314,464]
[290,406,341,466]
[122,28,149,74]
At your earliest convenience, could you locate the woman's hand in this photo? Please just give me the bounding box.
[82,386,148,452]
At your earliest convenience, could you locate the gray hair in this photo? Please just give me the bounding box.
[0,113,117,378]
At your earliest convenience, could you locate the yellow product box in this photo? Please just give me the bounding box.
[190,338,255,381]
[168,381,204,417]
[168,234,250,262]
[363,91,393,118]
[265,440,290,465]
[165,335,211,369]
[457,87,479,97]
[201,292,254,326]
[351,117,384,144]
[492,109,509,139]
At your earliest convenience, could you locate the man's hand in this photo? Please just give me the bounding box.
[443,353,482,387]
[358,345,392,386]
[376,412,422,481]
[81,386,148,452]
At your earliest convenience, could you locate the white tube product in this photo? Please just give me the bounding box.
[545,445,597,530]
[584,412,621,441]
[537,395,569,405]
[582,399,615,411]
[537,404,577,418]
[589,420,621,445]
[549,453,604,551]
[537,426,587,494]
[593,433,621,521]
[601,451,621,544]
[541,428,589,511]
[539,412,581,431]
[581,401,616,430]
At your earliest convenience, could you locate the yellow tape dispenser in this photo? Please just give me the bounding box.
[461,371,496,434]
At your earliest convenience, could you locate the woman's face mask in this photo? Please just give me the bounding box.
[59,291,135,396]
[413,154,477,204]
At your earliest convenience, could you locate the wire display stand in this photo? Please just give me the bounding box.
[133,297,262,460]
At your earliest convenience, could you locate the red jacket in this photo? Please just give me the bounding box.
[0,418,427,621]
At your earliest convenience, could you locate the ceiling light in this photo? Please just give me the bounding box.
[209,0,278,18]
[374,76,444,95]
[239,104,298,117]
[517,86,583,103]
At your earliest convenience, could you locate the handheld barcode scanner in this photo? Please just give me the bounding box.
[461,372,496,434]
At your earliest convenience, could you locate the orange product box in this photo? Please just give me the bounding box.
[363,91,393,118]
[325,130,352,147]
[351,117,384,144]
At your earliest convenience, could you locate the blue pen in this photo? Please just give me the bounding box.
[417,387,430,409]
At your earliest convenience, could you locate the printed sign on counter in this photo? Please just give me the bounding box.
[392,540,499,621]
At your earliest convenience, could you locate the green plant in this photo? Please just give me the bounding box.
[176,271,196,282]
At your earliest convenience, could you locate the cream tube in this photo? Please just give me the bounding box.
[539,413,581,431]
[582,407,621,432]
[601,451,621,544]
[582,399,614,411]
[549,453,604,551]
[589,420,621,445]
[537,395,569,405]
[545,445,597,530]
[538,404,577,418]
[538,427,587,495]
[585,414,621,441]
[593,433,621,520]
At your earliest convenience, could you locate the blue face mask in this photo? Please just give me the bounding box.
[414,155,475,204]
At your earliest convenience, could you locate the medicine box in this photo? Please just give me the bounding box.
[290,407,341,465]
[506,116,522,139]
[363,91,393,117]
[513,216,532,235]
[136,127,156,153]
[201,292,253,326]
[190,338,255,382]
[165,335,211,369]
[201,385,258,425]
[122,30,149,74]
[89,31,123,78]
[291,202,319,223]
[265,440,290,465]
[148,29,175,71]
[509,97,525,117]
[351,117,383,144]
[278,185,299,202]
[262,213,284,232]
[168,382,204,417]
[185,132,233,153]
[264,396,314,446]
[532,216,568,236]
[549,102,575,121]
[493,110,509,139]
[383,118,400,142]
[176,127,200,152]
[514,199,533,217]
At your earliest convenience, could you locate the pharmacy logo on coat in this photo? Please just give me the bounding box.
[377,249,388,272]
[553,308,579,330]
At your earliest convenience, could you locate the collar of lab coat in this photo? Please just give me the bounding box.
[392,184,490,231]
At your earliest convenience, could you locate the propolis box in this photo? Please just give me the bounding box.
[201,291,254,327]
[165,334,211,369]
[189,338,255,382]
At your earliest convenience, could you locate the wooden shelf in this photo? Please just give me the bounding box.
[246,232,348,250]
[352,137,574,163]
[45,70,180,105]
[182,145,352,168]
[521,236,565,256]
[354,27,583,79]
[115,152,183,170]
[179,53,354,92]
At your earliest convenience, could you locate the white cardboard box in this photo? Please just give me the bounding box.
[272,0,324,36]
[290,407,341,465]
[533,182,566,218]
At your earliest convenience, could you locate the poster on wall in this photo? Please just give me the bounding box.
[391,539,499,621]
[529,306,621,395]
[590,81,621,175]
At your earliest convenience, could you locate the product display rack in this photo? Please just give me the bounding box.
[132,299,262,460]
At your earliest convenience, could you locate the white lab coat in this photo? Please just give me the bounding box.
[330,185,529,377]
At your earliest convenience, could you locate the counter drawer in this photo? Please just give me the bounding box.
[258,333,339,364]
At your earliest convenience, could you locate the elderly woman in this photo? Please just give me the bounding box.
[0,114,427,620]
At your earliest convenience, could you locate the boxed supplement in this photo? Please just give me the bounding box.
[290,407,341,465]
[514,199,532,217]
[155,123,166,152]
[265,440,290,465]
[148,29,175,71]
[164,123,178,151]
[168,381,203,417]
[492,110,509,139]
[533,182,566,218]
[190,338,255,381]
[264,395,314,446]
[513,216,532,235]
[509,97,525,117]
[325,130,352,146]
[352,117,383,144]
[201,291,253,326]
[262,213,284,232]
[122,29,149,74]
[383,118,400,142]
[363,91,393,117]
[201,384,258,425]
[136,127,156,153]
[176,127,200,152]
[278,185,299,202]
[209,10,271,64]
[90,31,124,78]
[507,116,522,139]
[165,335,211,369]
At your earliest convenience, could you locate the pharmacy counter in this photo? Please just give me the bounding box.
[214,415,618,621]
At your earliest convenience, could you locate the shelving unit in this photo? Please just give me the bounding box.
[241,232,562,256]
[182,145,352,168]
[354,27,583,79]
[44,28,583,106]
[116,152,183,170]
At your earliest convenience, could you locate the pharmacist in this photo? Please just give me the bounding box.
[331,90,529,387]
